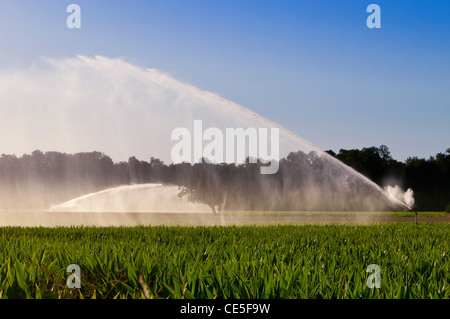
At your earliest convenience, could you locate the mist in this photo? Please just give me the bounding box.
[0,55,412,213]
[0,55,305,162]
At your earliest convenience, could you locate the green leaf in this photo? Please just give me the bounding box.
[35,284,42,299]
[127,262,138,287]
[183,289,195,299]
[15,261,31,298]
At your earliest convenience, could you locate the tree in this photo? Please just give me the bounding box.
[177,160,230,214]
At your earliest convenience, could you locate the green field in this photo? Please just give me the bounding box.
[0,223,448,299]
[212,211,448,217]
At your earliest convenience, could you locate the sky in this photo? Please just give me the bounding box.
[0,0,449,161]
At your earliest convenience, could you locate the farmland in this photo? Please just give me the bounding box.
[0,223,448,299]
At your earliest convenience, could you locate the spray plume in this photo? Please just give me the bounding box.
[0,55,413,213]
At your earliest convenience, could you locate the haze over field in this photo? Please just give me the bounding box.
[0,55,412,213]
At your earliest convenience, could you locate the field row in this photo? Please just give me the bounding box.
[0,224,448,299]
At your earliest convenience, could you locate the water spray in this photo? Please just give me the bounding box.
[1,55,419,214]
[385,186,417,224]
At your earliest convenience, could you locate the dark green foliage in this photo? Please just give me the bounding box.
[445,204,450,213]
[335,146,450,211]
[0,146,449,211]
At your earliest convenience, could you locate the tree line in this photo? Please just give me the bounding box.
[326,146,450,211]
[0,146,448,211]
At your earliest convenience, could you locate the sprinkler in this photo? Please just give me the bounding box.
[408,204,418,225]
[407,207,418,225]
[384,186,416,224]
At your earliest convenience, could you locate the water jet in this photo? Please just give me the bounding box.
[0,55,414,218]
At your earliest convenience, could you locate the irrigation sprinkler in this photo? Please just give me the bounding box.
[385,187,416,224]
[410,204,418,225]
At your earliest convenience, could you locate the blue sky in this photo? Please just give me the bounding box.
[1,0,449,161]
